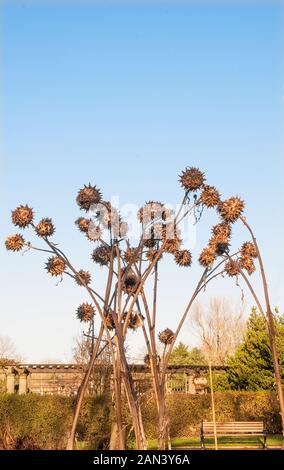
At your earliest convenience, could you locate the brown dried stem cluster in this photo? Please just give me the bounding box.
[5,166,284,449]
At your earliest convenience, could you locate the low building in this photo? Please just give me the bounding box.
[0,363,227,396]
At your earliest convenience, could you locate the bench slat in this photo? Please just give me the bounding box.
[202,421,264,435]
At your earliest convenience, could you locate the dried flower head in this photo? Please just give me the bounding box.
[124,247,140,264]
[218,197,245,223]
[76,184,102,212]
[46,256,66,276]
[91,246,112,266]
[97,201,119,230]
[75,217,91,233]
[138,201,168,224]
[118,221,129,238]
[35,218,55,237]
[199,246,216,267]
[179,167,205,191]
[240,255,256,275]
[146,250,163,262]
[123,311,143,330]
[212,222,231,239]
[87,223,103,241]
[159,328,175,345]
[75,270,91,286]
[241,242,257,259]
[200,185,221,208]
[225,259,240,277]
[162,223,181,254]
[209,234,230,256]
[5,234,25,252]
[122,270,140,295]
[143,236,158,249]
[105,310,116,330]
[11,205,34,228]
[174,249,192,267]
[76,303,95,322]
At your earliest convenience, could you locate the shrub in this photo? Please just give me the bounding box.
[141,391,281,439]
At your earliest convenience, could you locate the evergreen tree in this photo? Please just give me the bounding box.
[169,342,206,366]
[227,307,284,390]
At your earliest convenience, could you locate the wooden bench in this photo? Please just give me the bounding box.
[200,421,267,449]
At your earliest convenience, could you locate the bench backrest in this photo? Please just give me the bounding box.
[202,421,264,435]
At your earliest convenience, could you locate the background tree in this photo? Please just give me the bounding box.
[72,333,112,396]
[169,343,206,366]
[192,297,246,365]
[0,336,21,364]
[227,307,284,390]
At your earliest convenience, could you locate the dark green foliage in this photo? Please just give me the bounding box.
[141,391,281,439]
[76,396,111,449]
[0,391,281,448]
[169,343,206,366]
[0,394,111,450]
[227,308,284,390]
[0,394,71,449]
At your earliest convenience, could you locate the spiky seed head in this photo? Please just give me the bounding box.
[146,250,163,262]
[76,303,95,322]
[209,233,229,247]
[225,260,240,277]
[5,234,25,252]
[91,246,112,266]
[143,237,157,249]
[240,256,256,275]
[75,270,91,286]
[87,223,103,241]
[209,233,230,256]
[97,201,119,230]
[123,311,143,330]
[164,238,181,254]
[212,222,231,238]
[215,242,230,256]
[218,197,245,223]
[122,270,140,295]
[105,310,116,330]
[162,223,181,253]
[46,256,66,276]
[124,247,140,263]
[75,217,91,233]
[199,246,216,267]
[241,242,257,259]
[118,221,128,238]
[159,328,175,345]
[138,201,167,224]
[11,205,34,228]
[200,185,221,208]
[76,184,102,212]
[35,218,55,237]
[179,167,205,191]
[111,219,128,239]
[174,249,192,267]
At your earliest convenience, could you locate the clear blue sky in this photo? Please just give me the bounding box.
[1,2,283,361]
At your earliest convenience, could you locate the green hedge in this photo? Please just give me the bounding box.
[0,391,281,449]
[0,394,111,450]
[141,391,282,439]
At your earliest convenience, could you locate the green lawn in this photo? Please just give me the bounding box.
[147,435,283,450]
[77,434,283,450]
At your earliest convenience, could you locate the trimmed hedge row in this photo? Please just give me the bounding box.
[0,391,281,449]
[0,394,111,450]
[141,391,282,439]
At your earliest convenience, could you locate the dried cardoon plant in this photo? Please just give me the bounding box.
[6,162,283,450]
